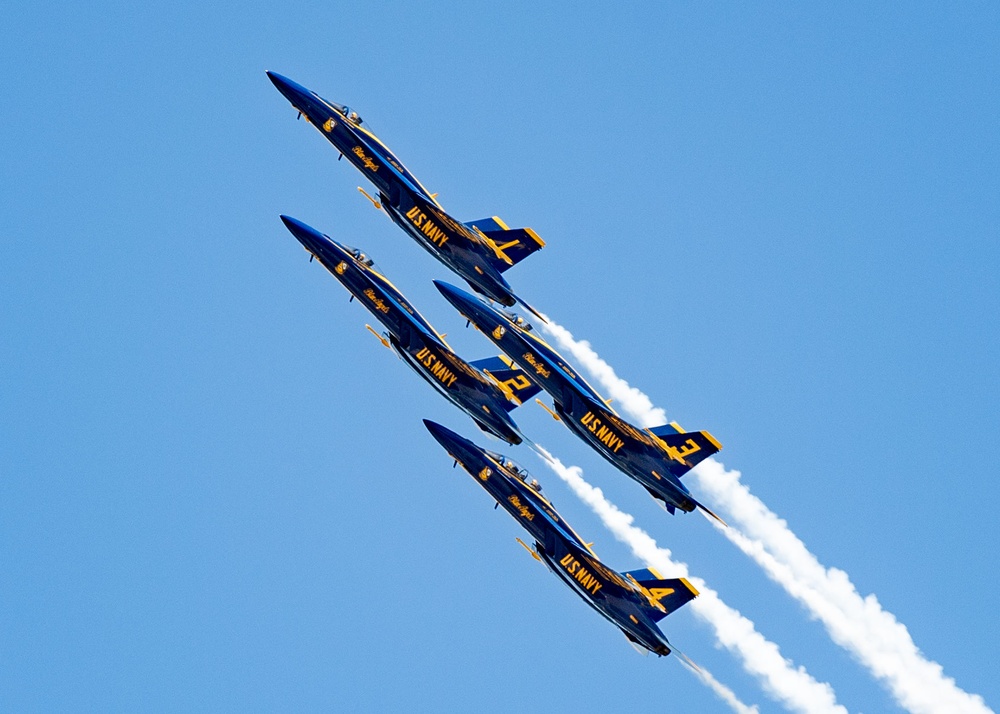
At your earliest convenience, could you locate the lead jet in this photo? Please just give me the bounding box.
[267,71,546,319]
[434,280,724,521]
[281,216,540,444]
[424,419,699,656]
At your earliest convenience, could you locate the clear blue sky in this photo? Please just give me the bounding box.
[3,2,997,711]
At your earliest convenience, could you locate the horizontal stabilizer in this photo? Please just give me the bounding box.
[465,216,545,274]
[469,355,542,410]
[635,577,699,623]
[463,216,508,233]
[623,568,663,582]
[651,427,722,476]
[648,422,685,438]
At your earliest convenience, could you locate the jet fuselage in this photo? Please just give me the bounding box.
[434,281,719,514]
[268,72,525,308]
[424,420,679,655]
[281,216,524,444]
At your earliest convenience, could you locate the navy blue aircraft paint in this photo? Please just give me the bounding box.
[433,281,725,521]
[267,72,546,319]
[280,216,540,444]
[424,420,698,656]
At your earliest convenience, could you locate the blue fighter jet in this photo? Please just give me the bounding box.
[267,72,546,319]
[281,216,541,444]
[424,419,699,656]
[433,281,725,522]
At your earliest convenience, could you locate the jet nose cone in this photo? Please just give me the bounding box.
[433,280,469,308]
[423,418,448,441]
[265,70,290,90]
[279,213,303,231]
[279,214,310,241]
[266,71,309,105]
[279,215,330,255]
[423,419,466,452]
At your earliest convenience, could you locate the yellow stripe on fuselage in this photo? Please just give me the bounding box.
[365,268,451,349]
[352,124,442,209]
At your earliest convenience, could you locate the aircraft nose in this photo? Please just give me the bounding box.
[423,420,476,458]
[422,419,453,446]
[433,280,474,313]
[266,71,307,104]
[279,215,329,256]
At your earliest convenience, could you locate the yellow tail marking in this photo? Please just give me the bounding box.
[523,227,545,247]
[679,577,700,597]
[483,369,520,405]
[483,236,514,265]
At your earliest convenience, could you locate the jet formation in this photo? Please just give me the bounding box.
[268,72,725,658]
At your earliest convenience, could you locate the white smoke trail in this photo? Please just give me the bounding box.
[686,662,761,714]
[534,445,844,714]
[540,318,993,714]
[694,460,992,714]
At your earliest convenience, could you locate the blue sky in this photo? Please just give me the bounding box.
[3,2,998,711]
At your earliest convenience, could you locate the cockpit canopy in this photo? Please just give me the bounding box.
[502,311,533,331]
[309,91,364,126]
[342,244,380,272]
[487,452,538,489]
[342,106,364,126]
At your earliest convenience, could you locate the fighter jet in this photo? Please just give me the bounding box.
[267,71,546,318]
[424,419,699,656]
[281,216,540,444]
[433,281,724,521]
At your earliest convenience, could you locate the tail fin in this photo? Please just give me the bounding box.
[469,355,542,410]
[464,216,545,274]
[648,423,722,475]
[624,572,700,623]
